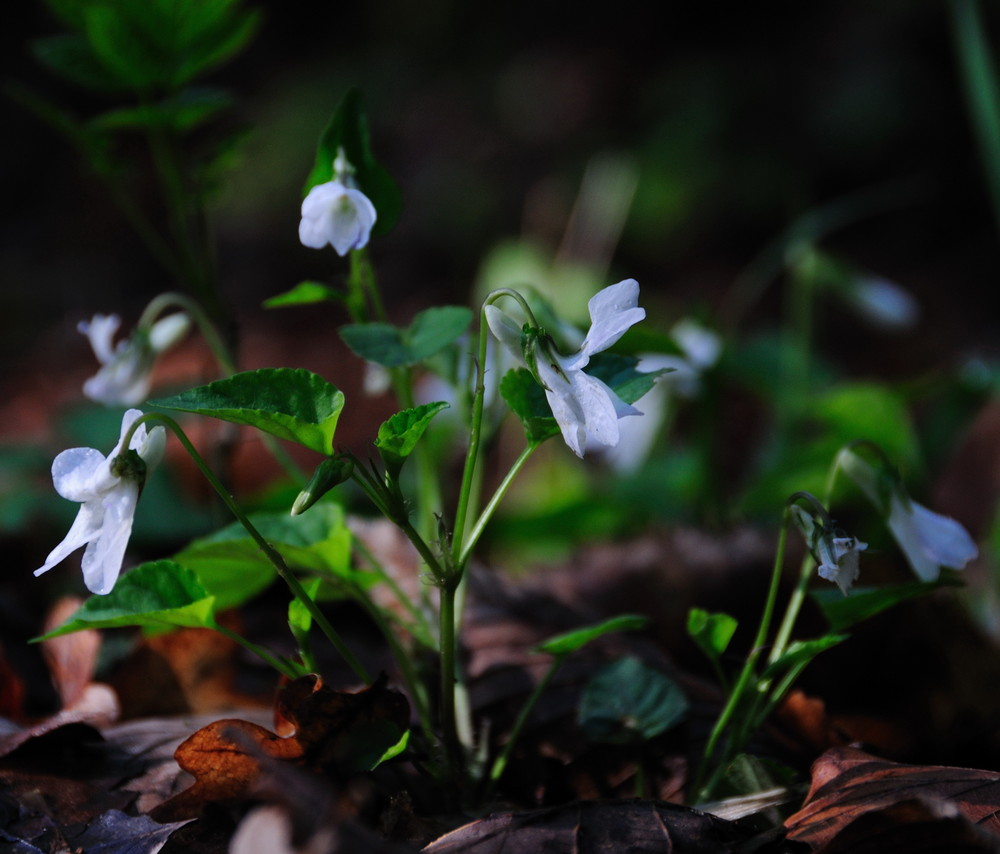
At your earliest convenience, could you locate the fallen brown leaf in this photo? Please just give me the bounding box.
[785,746,1000,848]
[421,798,768,854]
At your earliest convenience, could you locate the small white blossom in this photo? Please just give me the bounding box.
[887,496,978,581]
[34,409,166,595]
[299,180,377,255]
[815,535,867,595]
[486,278,646,457]
[80,312,190,406]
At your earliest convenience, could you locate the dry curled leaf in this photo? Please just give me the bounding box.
[785,747,1000,848]
[421,798,761,854]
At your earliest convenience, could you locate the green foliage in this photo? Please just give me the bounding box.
[578,656,689,744]
[533,614,649,656]
[263,281,343,308]
[339,306,473,368]
[37,561,216,639]
[151,368,346,455]
[36,0,260,92]
[811,575,962,633]
[375,402,450,481]
[303,88,402,235]
[760,635,848,682]
[174,504,356,611]
[687,608,738,664]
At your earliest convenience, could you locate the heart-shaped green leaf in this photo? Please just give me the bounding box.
[687,608,738,663]
[578,656,688,744]
[151,368,345,455]
[375,401,450,479]
[811,575,961,633]
[36,561,216,639]
[339,306,472,367]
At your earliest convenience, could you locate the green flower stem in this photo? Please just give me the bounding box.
[458,444,537,569]
[352,535,436,648]
[128,413,371,685]
[438,575,464,785]
[213,622,303,680]
[692,505,793,802]
[451,289,541,573]
[484,653,562,799]
[392,366,443,543]
[351,248,388,323]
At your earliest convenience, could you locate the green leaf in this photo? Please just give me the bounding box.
[288,577,323,637]
[498,368,560,447]
[687,608,738,663]
[375,402,450,479]
[36,561,216,639]
[339,306,472,368]
[32,32,129,92]
[91,87,234,132]
[175,504,357,611]
[304,88,402,236]
[578,656,688,744]
[811,576,961,633]
[371,727,410,770]
[761,635,848,681]
[533,614,649,656]
[587,353,669,406]
[151,368,345,455]
[263,281,343,308]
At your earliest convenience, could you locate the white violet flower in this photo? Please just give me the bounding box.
[80,312,190,406]
[485,278,646,457]
[815,535,867,596]
[34,409,166,595]
[886,495,978,582]
[299,180,377,255]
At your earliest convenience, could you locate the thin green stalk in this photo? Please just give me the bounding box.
[214,622,302,680]
[129,414,371,684]
[459,444,537,569]
[438,578,464,784]
[484,654,561,799]
[950,0,1000,233]
[693,508,792,801]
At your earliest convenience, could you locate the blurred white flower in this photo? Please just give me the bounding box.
[80,312,190,406]
[299,180,376,255]
[887,496,978,581]
[34,409,165,595]
[486,278,645,457]
[839,447,977,581]
[847,275,920,331]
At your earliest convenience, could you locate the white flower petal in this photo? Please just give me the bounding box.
[484,305,524,361]
[81,484,138,595]
[78,314,122,364]
[51,448,109,501]
[149,313,191,353]
[579,279,645,356]
[908,500,977,571]
[34,501,105,578]
[299,181,377,255]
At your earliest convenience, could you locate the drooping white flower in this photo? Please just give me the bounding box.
[80,312,190,406]
[886,496,978,582]
[299,181,377,255]
[486,278,646,457]
[34,409,166,595]
[838,448,978,582]
[815,535,867,596]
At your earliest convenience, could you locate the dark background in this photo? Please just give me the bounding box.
[4,1,999,402]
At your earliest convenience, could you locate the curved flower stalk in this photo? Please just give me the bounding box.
[299,151,377,256]
[837,446,977,581]
[80,312,190,406]
[34,409,165,595]
[486,278,646,457]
